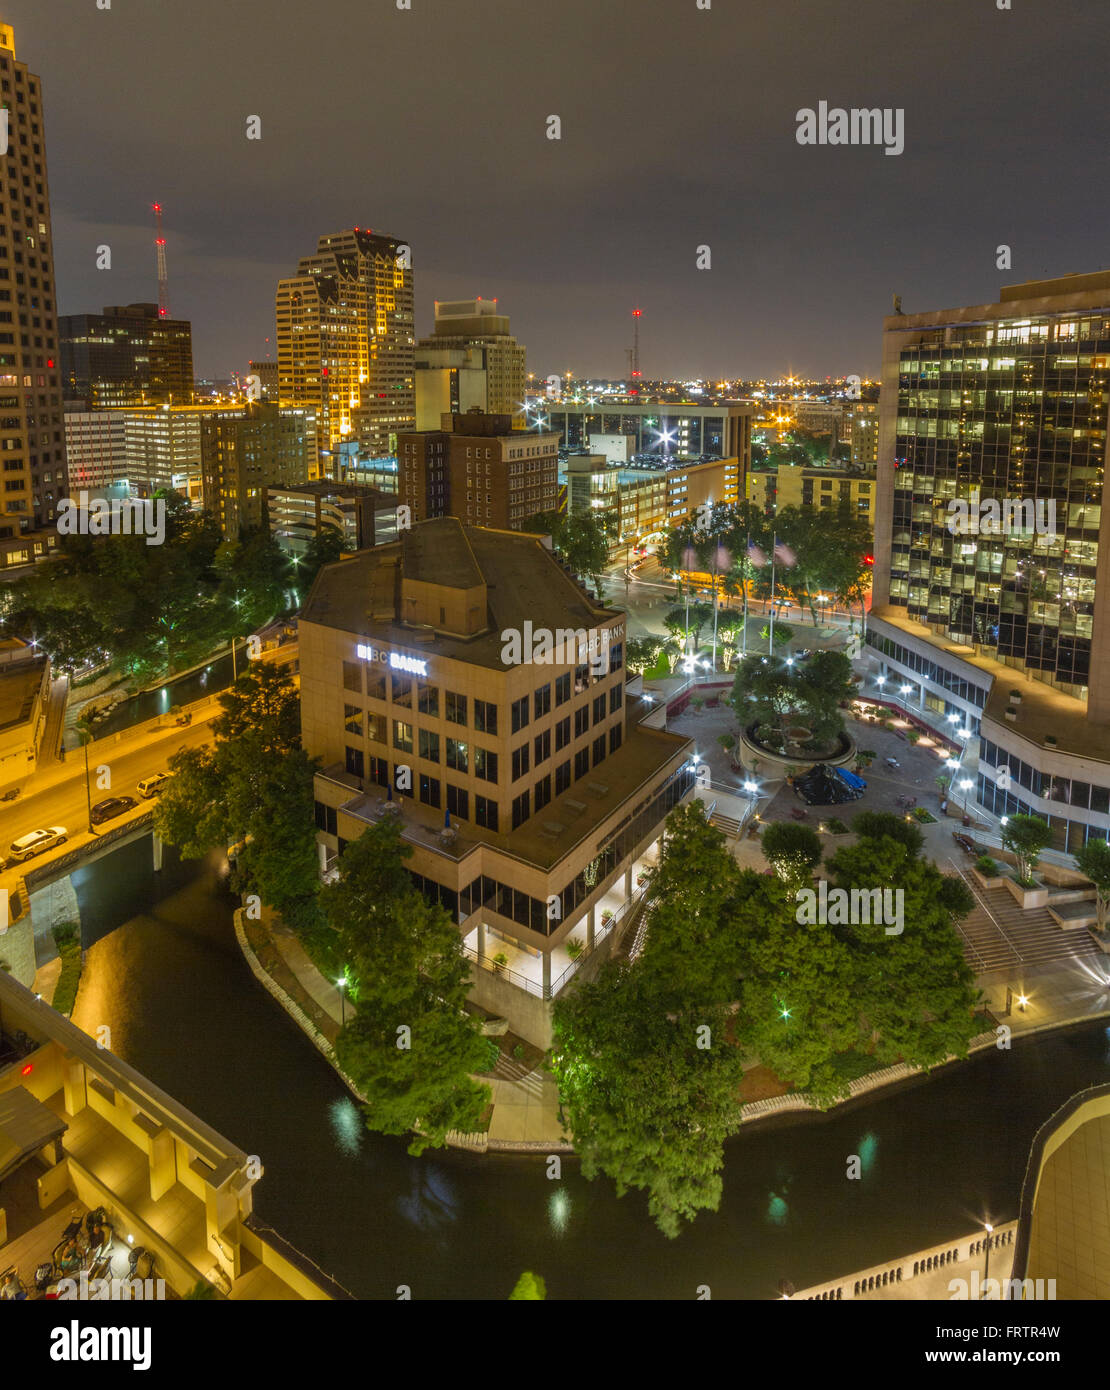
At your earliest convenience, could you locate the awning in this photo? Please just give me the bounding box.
[0,1085,68,1180]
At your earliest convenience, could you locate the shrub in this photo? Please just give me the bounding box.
[565,938,584,961]
[912,808,937,824]
[975,855,999,876]
[825,818,849,834]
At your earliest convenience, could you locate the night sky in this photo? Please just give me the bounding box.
[18,0,1110,381]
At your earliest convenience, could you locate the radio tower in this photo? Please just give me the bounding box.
[152,203,169,319]
[626,307,643,381]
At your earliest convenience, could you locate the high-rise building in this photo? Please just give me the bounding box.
[58,303,194,408]
[415,298,526,427]
[200,402,316,536]
[248,360,278,399]
[0,23,68,550]
[62,406,130,492]
[399,409,558,529]
[846,400,879,467]
[869,271,1110,852]
[276,228,414,468]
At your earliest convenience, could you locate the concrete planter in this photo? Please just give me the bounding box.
[1087,928,1110,954]
[1004,876,1050,910]
[971,868,1006,891]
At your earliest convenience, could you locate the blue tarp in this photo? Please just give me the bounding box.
[834,766,867,791]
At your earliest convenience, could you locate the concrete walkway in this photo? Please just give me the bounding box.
[256,911,567,1151]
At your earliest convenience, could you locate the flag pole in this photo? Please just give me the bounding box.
[769,532,777,655]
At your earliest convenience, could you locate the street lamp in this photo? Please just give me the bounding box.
[336,975,348,1026]
[981,1222,994,1297]
[76,718,99,838]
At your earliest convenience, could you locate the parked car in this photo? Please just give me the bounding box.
[90,796,137,827]
[137,773,170,800]
[9,826,67,862]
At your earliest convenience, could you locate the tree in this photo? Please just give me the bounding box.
[635,802,747,1008]
[1001,814,1052,886]
[297,527,348,596]
[823,836,979,1071]
[852,810,924,859]
[1075,838,1110,932]
[324,820,491,1154]
[153,665,319,920]
[760,821,822,891]
[509,1271,547,1300]
[551,962,745,1239]
[625,636,664,674]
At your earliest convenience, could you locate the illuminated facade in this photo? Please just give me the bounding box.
[276,228,414,467]
[301,518,693,1044]
[870,272,1110,852]
[547,401,752,463]
[200,403,316,537]
[58,303,194,409]
[0,23,68,551]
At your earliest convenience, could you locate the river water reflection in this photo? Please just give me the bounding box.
[69,837,1110,1299]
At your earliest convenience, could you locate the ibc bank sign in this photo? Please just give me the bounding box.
[356,643,428,677]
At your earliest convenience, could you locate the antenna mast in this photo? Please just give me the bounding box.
[153,202,169,319]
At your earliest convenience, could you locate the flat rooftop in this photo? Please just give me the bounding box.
[872,609,1110,762]
[302,518,621,673]
[0,654,45,732]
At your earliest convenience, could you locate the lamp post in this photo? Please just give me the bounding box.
[981,1222,994,1297]
[76,718,98,837]
[336,975,347,1026]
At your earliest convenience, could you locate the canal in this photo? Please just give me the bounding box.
[68,837,1110,1300]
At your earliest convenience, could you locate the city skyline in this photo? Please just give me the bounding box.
[12,0,1109,382]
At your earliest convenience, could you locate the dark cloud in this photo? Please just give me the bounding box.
[17,0,1108,380]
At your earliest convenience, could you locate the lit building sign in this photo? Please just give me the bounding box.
[356,643,428,677]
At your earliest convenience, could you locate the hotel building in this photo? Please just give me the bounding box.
[301,519,695,1044]
[398,410,559,529]
[0,22,68,562]
[869,271,1110,852]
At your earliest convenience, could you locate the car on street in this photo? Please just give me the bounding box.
[137,773,170,799]
[9,827,68,862]
[90,795,138,826]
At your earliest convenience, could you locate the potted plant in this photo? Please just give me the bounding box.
[601,908,613,925]
[492,951,508,974]
[566,939,583,961]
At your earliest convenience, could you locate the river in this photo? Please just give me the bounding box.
[68,837,1110,1300]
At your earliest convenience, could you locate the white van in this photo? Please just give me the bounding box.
[137,773,170,800]
[9,827,67,861]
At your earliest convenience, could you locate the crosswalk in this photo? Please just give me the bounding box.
[946,858,1101,976]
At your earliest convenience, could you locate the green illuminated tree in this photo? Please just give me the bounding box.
[324,820,491,1154]
[1074,837,1110,933]
[1001,814,1052,886]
